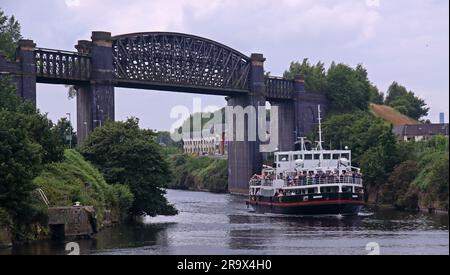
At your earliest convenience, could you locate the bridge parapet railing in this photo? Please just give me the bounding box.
[265,76,294,100]
[35,48,91,81]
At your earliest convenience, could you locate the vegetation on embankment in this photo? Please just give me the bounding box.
[1,75,175,243]
[319,108,448,212]
[34,149,134,225]
[286,59,446,212]
[378,136,449,211]
[79,118,178,217]
[166,154,228,193]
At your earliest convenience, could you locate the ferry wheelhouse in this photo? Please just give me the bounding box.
[247,106,365,216]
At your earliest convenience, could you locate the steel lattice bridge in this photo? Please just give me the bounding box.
[33,32,294,98]
[0,31,327,194]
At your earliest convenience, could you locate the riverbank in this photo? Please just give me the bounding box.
[166,154,228,193]
[367,185,449,213]
[0,150,133,247]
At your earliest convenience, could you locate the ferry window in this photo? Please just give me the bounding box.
[304,154,312,160]
[314,154,320,160]
[279,155,289,162]
[342,186,353,193]
[341,153,349,160]
[294,154,302,160]
[333,154,340,160]
[323,154,331,160]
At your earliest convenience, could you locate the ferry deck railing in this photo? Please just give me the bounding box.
[290,176,363,187]
[250,176,363,187]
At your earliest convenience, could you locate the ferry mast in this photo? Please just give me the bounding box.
[317,105,324,151]
[317,105,324,166]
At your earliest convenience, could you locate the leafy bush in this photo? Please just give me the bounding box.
[105,184,134,220]
[0,208,11,226]
[79,118,177,217]
[381,160,419,210]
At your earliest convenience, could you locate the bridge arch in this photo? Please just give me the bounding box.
[111,32,251,95]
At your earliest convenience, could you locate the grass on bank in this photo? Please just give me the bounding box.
[33,149,134,224]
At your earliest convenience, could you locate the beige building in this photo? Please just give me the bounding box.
[182,124,227,155]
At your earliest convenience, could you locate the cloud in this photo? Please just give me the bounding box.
[54,0,382,45]
[365,0,380,8]
[65,0,80,8]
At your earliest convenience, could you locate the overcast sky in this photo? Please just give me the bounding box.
[2,0,449,130]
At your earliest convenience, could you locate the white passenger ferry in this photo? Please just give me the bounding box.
[247,106,365,216]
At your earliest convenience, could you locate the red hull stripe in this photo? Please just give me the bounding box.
[248,199,365,207]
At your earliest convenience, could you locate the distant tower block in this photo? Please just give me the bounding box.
[440,113,445,124]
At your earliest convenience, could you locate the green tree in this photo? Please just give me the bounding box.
[378,125,399,175]
[359,146,387,187]
[355,64,384,104]
[325,63,371,112]
[319,111,399,190]
[381,160,419,208]
[320,112,395,165]
[283,58,327,92]
[385,82,429,120]
[420,154,449,210]
[359,130,399,191]
[0,79,64,240]
[368,85,384,104]
[0,80,64,164]
[80,118,178,217]
[54,118,77,148]
[157,131,182,149]
[0,9,21,60]
[284,60,382,111]
[0,111,44,237]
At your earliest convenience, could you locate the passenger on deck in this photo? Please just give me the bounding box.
[314,173,320,185]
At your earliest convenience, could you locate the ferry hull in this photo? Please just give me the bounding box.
[247,194,365,216]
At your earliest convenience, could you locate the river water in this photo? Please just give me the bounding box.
[1,189,449,255]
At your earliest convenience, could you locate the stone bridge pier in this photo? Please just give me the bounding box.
[76,32,115,142]
[227,54,266,194]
